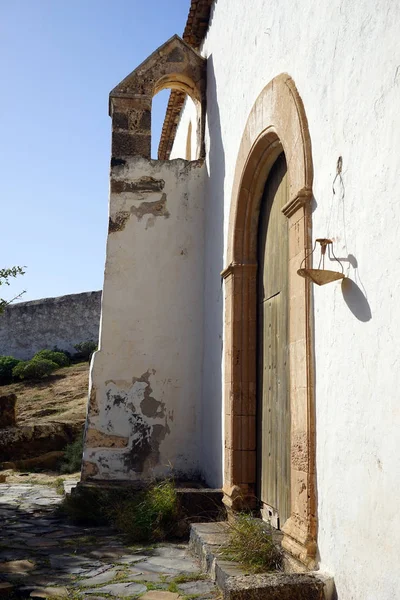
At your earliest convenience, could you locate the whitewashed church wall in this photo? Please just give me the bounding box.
[177,0,400,597]
[83,158,205,483]
[171,81,225,489]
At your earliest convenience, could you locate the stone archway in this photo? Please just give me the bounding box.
[108,34,206,161]
[222,74,316,569]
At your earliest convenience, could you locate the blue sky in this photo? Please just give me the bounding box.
[0,0,189,302]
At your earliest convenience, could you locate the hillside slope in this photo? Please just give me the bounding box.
[2,363,89,426]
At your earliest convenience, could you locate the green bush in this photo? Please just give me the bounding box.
[0,355,21,384]
[33,349,70,367]
[60,436,83,474]
[109,480,179,541]
[61,479,181,541]
[221,513,282,573]
[73,341,97,362]
[12,358,58,380]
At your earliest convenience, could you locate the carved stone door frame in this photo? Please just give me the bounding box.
[222,74,317,569]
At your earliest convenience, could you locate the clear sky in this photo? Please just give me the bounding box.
[0,0,190,302]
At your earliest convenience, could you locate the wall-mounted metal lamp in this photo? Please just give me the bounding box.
[297,238,345,285]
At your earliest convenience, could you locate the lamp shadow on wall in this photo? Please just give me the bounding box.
[337,254,372,322]
[341,278,371,322]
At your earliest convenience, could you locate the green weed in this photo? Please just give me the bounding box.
[220,513,282,573]
[60,436,83,474]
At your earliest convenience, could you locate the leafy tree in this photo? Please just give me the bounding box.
[0,266,26,313]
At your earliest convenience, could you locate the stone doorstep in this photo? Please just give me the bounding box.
[189,523,334,600]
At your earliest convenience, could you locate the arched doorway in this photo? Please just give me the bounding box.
[222,74,317,569]
[257,152,290,529]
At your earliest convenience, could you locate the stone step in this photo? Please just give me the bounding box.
[74,481,224,521]
[189,522,334,600]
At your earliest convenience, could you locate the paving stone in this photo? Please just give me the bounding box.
[86,547,131,560]
[20,575,71,587]
[26,538,61,548]
[84,582,147,596]
[80,565,115,578]
[50,556,103,574]
[124,567,165,583]
[0,483,216,599]
[152,545,188,559]
[178,580,217,595]
[31,498,61,506]
[29,586,69,598]
[0,582,14,596]
[78,567,120,587]
[140,592,180,600]
[0,559,35,573]
[144,556,200,572]
[114,553,149,564]
[132,561,182,575]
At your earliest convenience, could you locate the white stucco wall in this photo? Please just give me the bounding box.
[171,0,400,597]
[170,96,198,160]
[84,157,205,482]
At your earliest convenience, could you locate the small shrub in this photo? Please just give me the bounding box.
[60,479,181,541]
[73,341,97,362]
[12,358,58,380]
[53,346,73,363]
[109,479,179,542]
[33,349,70,367]
[0,355,21,384]
[60,436,83,474]
[221,513,282,573]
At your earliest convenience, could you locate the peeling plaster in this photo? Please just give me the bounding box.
[81,460,99,479]
[90,370,170,475]
[86,428,129,448]
[88,387,99,418]
[108,211,130,233]
[111,176,165,194]
[85,158,205,485]
[130,193,170,221]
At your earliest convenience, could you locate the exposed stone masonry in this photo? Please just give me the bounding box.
[109,35,206,161]
[158,0,214,159]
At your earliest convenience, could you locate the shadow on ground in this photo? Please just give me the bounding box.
[0,483,219,599]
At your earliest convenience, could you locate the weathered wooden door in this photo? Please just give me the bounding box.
[257,152,290,529]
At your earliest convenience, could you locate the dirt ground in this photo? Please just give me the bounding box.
[0,469,80,484]
[1,363,89,426]
[0,363,89,484]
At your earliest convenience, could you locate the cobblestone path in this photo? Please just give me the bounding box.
[0,484,219,599]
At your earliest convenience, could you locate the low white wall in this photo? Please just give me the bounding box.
[84,157,205,482]
[171,0,400,596]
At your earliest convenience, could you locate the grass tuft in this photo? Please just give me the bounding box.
[54,477,65,495]
[110,479,179,542]
[221,513,282,573]
[60,479,183,543]
[60,436,83,474]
